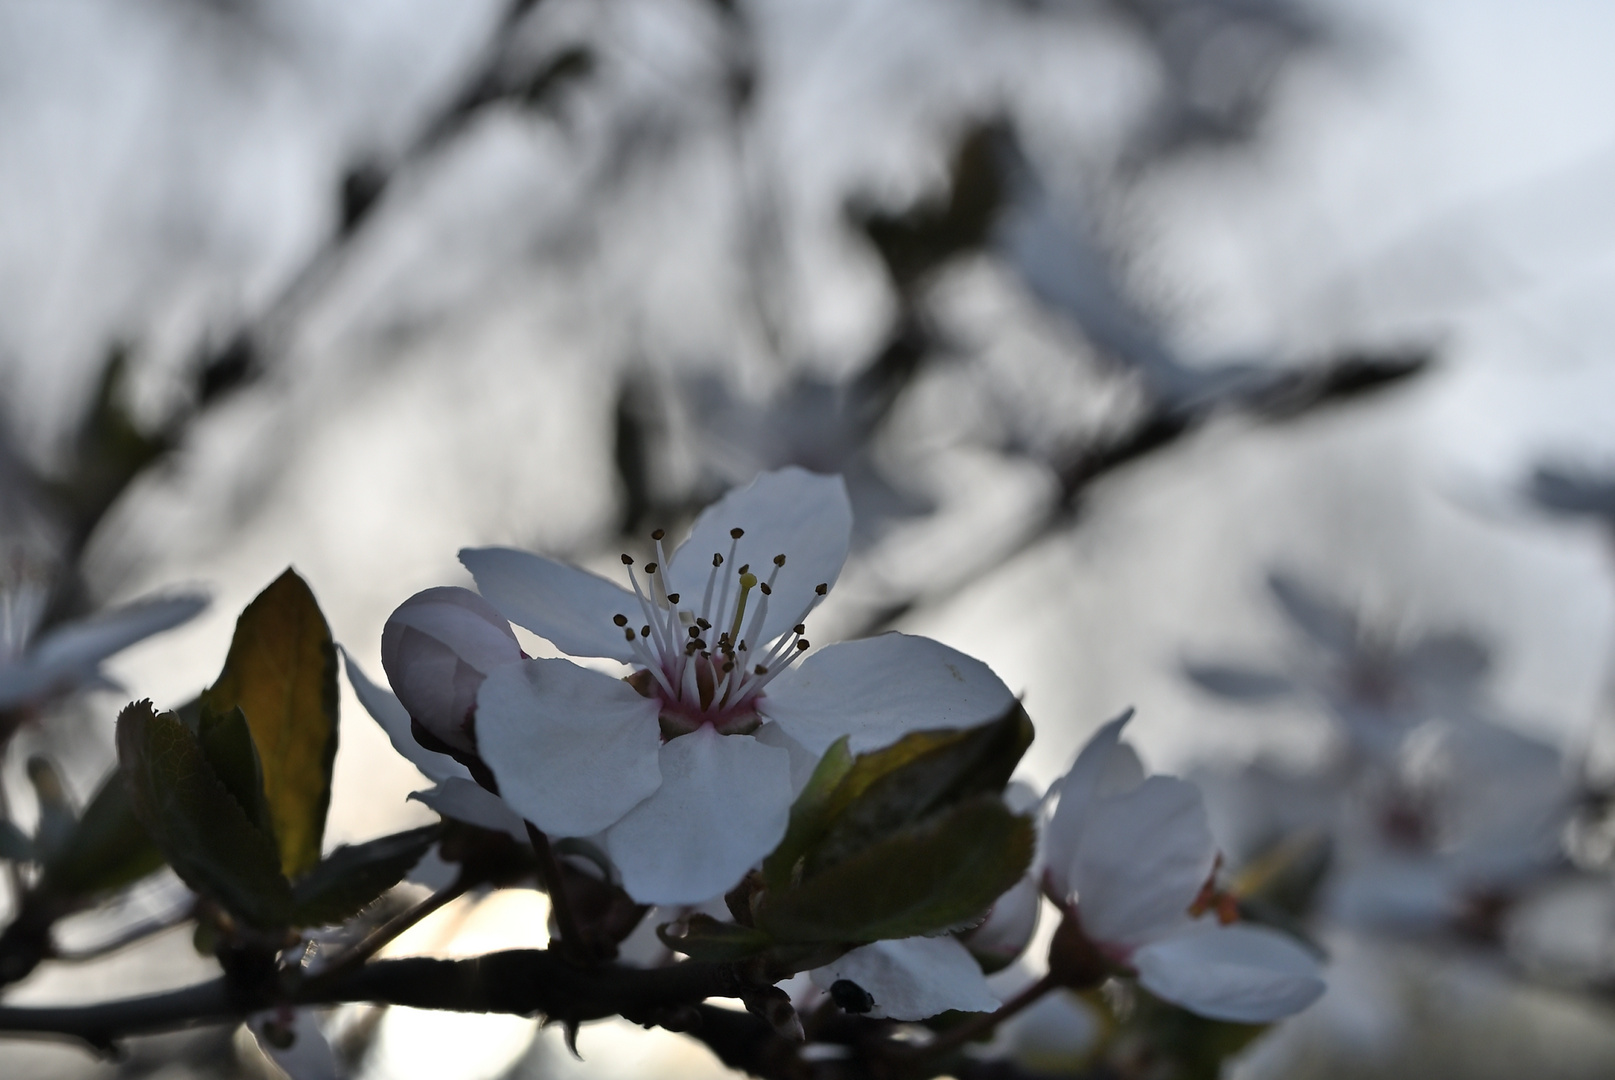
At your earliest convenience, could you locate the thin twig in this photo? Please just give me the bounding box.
[303,875,469,989]
[901,972,1060,1070]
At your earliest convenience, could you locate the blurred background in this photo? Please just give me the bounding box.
[5,0,1615,1076]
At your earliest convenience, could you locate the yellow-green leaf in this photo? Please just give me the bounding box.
[200,569,338,878]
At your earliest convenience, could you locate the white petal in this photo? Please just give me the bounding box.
[409,778,530,841]
[250,1009,339,1080]
[381,587,524,752]
[604,727,792,905]
[1133,923,1325,1024]
[342,649,472,784]
[476,659,663,838]
[460,547,638,662]
[810,937,999,1020]
[28,593,207,673]
[0,594,209,707]
[665,468,852,646]
[1071,777,1215,948]
[961,873,1043,971]
[759,633,1015,755]
[752,721,821,796]
[1043,711,1144,898]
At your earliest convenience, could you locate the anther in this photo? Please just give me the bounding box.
[644,562,658,575]
[641,625,651,638]
[759,582,771,595]
[754,665,768,675]
[797,639,810,650]
[774,554,786,567]
[614,614,628,627]
[625,628,636,640]
[723,661,735,673]
[713,553,724,567]
[815,583,828,595]
[738,564,750,575]
[667,592,680,604]
[651,529,665,541]
[696,618,711,630]
[794,624,806,635]
[621,554,634,565]
[730,527,744,539]
[689,626,700,638]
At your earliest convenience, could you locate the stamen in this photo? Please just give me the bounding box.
[651,529,665,541]
[755,665,768,675]
[696,618,711,630]
[641,625,651,638]
[666,592,680,604]
[644,562,658,575]
[731,527,745,539]
[773,554,786,567]
[621,554,634,565]
[688,626,700,638]
[759,582,771,595]
[816,583,828,595]
[613,614,628,627]
[797,639,810,650]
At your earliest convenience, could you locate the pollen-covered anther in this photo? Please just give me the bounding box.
[688,626,700,638]
[666,593,680,604]
[794,624,805,635]
[754,665,768,675]
[613,614,628,627]
[796,639,810,651]
[773,554,786,567]
[730,528,744,539]
[759,583,771,596]
[621,554,634,565]
[815,583,828,595]
[641,625,651,638]
[713,553,723,567]
[696,618,711,630]
[651,529,665,541]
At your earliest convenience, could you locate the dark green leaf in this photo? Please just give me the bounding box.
[291,825,441,927]
[197,705,275,840]
[115,700,291,928]
[756,795,1034,944]
[761,736,853,892]
[804,702,1032,876]
[200,569,339,878]
[0,820,33,862]
[40,768,165,897]
[657,914,774,963]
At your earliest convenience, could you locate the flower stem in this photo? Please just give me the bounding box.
[901,971,1060,1071]
[525,823,589,963]
[304,875,468,988]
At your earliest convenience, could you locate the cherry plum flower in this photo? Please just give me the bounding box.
[452,467,1016,905]
[1043,712,1325,1024]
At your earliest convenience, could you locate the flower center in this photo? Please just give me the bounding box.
[613,527,828,738]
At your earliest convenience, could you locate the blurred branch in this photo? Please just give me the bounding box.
[50,901,196,964]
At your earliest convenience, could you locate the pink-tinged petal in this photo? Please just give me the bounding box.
[1043,711,1142,899]
[666,468,851,647]
[1071,776,1215,949]
[460,547,639,662]
[604,728,793,905]
[382,587,524,752]
[409,778,529,841]
[1132,923,1325,1023]
[343,648,472,785]
[810,937,1000,1020]
[476,659,663,838]
[759,633,1016,755]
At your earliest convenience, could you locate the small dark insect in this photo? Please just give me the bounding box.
[830,979,874,1015]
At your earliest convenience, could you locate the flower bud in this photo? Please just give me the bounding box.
[381,586,521,753]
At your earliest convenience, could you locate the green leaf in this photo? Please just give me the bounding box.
[755,795,1034,944]
[40,768,164,897]
[115,699,292,928]
[290,825,441,927]
[761,736,854,892]
[803,702,1032,878]
[0,820,33,862]
[656,914,774,963]
[200,569,339,879]
[198,705,275,841]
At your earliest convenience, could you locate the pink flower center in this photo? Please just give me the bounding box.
[613,527,828,739]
